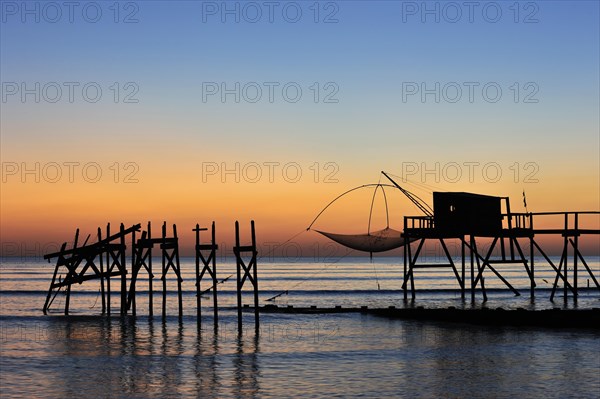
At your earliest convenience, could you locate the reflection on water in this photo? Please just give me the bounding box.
[2,313,597,398]
[233,333,260,399]
[1,257,599,398]
[194,331,221,398]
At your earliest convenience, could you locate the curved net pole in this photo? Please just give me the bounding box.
[367,184,391,236]
[306,183,397,231]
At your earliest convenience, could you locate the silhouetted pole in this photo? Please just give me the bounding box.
[98,227,106,314]
[65,228,79,315]
[573,213,578,300]
[106,223,111,315]
[174,224,183,319]
[472,238,487,302]
[506,198,515,260]
[564,213,569,302]
[403,217,408,301]
[194,224,202,324]
[162,222,167,318]
[131,227,137,316]
[211,222,218,324]
[406,235,415,300]
[470,235,475,303]
[120,223,127,315]
[148,222,153,317]
[251,220,259,332]
[234,220,259,334]
[160,222,183,319]
[461,236,466,300]
[42,242,65,315]
[530,214,535,299]
[194,222,219,329]
[235,221,242,333]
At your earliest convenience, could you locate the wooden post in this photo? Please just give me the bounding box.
[148,222,153,317]
[159,222,182,319]
[506,198,515,261]
[98,227,106,314]
[65,229,79,315]
[106,223,111,315]
[406,236,412,299]
[403,218,408,301]
[233,220,260,334]
[193,222,219,328]
[211,222,218,325]
[500,233,506,261]
[251,220,259,333]
[174,224,183,319]
[162,222,167,318]
[405,236,415,300]
[131,228,137,316]
[573,213,578,299]
[235,221,242,333]
[195,224,202,324]
[127,222,155,317]
[120,223,127,315]
[461,236,466,300]
[564,214,569,301]
[472,238,487,302]
[470,235,475,302]
[42,242,65,315]
[530,214,535,298]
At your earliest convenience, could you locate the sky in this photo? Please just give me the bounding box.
[1,0,599,256]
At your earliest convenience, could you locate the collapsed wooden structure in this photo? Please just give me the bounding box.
[42,221,260,331]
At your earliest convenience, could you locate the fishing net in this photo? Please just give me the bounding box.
[315,227,412,253]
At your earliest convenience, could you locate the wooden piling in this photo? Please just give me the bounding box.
[160,222,183,319]
[148,222,153,317]
[131,228,137,316]
[65,229,79,315]
[120,223,127,315]
[251,220,259,332]
[174,224,183,319]
[194,222,219,328]
[106,223,111,315]
[162,222,167,318]
[461,236,465,300]
[234,220,259,334]
[98,227,106,314]
[573,213,578,300]
[235,221,242,332]
[564,213,568,301]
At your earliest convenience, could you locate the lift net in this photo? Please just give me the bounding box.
[315,227,410,253]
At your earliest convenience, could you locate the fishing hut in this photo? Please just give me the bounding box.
[391,175,600,302]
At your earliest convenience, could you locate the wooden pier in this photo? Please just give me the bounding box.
[402,200,599,302]
[257,305,600,329]
[41,201,598,329]
[43,220,259,332]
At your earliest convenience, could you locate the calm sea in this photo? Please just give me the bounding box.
[1,257,599,398]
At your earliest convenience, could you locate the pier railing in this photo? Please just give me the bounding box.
[403,211,600,235]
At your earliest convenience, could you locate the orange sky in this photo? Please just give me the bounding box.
[1,161,598,257]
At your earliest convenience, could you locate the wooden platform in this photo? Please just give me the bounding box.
[254,305,600,329]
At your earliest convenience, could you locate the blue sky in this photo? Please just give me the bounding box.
[1,1,599,247]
